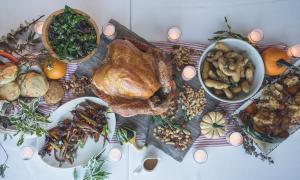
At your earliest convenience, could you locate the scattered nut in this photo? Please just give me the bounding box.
[62,75,90,96]
[171,45,201,70]
[153,125,192,151]
[179,85,206,120]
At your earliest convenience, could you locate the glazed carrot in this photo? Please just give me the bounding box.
[0,50,19,64]
[245,102,257,114]
[287,85,298,95]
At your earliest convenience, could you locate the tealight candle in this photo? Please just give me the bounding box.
[193,149,208,163]
[19,146,35,160]
[34,21,44,35]
[227,132,243,146]
[102,23,116,40]
[287,44,300,58]
[247,29,263,43]
[182,65,196,81]
[167,27,181,42]
[108,147,122,162]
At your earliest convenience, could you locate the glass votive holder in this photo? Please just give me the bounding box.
[102,23,116,40]
[247,29,263,43]
[34,21,44,35]
[193,149,208,164]
[287,44,300,58]
[182,65,196,81]
[226,132,243,147]
[19,146,35,160]
[167,26,181,42]
[108,147,122,162]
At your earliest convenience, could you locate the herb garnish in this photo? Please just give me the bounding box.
[48,5,97,60]
[82,152,110,180]
[209,17,250,43]
[9,98,49,146]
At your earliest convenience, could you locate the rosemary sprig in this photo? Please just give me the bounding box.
[83,152,110,180]
[9,98,50,146]
[209,17,251,43]
[0,143,8,178]
[151,115,179,131]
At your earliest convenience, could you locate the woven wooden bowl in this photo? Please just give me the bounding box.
[42,9,100,64]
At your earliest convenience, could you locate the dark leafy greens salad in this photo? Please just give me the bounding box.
[48,5,97,61]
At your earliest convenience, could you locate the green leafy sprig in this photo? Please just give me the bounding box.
[151,115,179,131]
[9,98,50,146]
[82,152,110,180]
[116,123,136,145]
[209,17,250,43]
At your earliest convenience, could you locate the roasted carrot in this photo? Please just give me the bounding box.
[0,50,19,64]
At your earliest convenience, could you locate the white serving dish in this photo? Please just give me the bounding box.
[232,60,300,154]
[36,96,116,168]
[197,38,265,103]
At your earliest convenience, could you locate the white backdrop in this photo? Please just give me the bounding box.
[1,0,300,180]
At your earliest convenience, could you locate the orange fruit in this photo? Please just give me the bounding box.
[261,47,290,76]
[42,58,67,79]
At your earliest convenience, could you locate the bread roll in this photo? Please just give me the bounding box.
[0,81,20,101]
[43,81,64,105]
[0,63,18,86]
[18,72,49,97]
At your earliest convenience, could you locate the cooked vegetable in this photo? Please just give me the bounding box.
[204,79,229,90]
[48,5,97,60]
[201,42,255,99]
[39,100,109,166]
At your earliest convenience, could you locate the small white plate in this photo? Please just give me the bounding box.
[37,97,116,168]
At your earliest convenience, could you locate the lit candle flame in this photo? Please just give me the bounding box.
[287,44,300,58]
[248,29,263,43]
[167,27,181,42]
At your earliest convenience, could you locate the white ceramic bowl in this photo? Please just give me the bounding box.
[197,38,265,103]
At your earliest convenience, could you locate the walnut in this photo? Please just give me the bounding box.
[179,85,206,120]
[171,45,201,70]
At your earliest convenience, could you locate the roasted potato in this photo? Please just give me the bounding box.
[201,42,255,100]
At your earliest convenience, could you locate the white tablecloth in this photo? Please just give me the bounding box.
[1,0,300,180]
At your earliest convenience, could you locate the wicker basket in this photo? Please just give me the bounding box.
[41,9,100,64]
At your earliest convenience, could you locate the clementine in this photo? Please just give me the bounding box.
[261,47,290,76]
[42,58,67,79]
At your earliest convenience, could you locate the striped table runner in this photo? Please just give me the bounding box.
[38,41,288,147]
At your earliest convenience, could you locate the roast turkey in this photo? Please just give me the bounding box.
[92,39,175,117]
